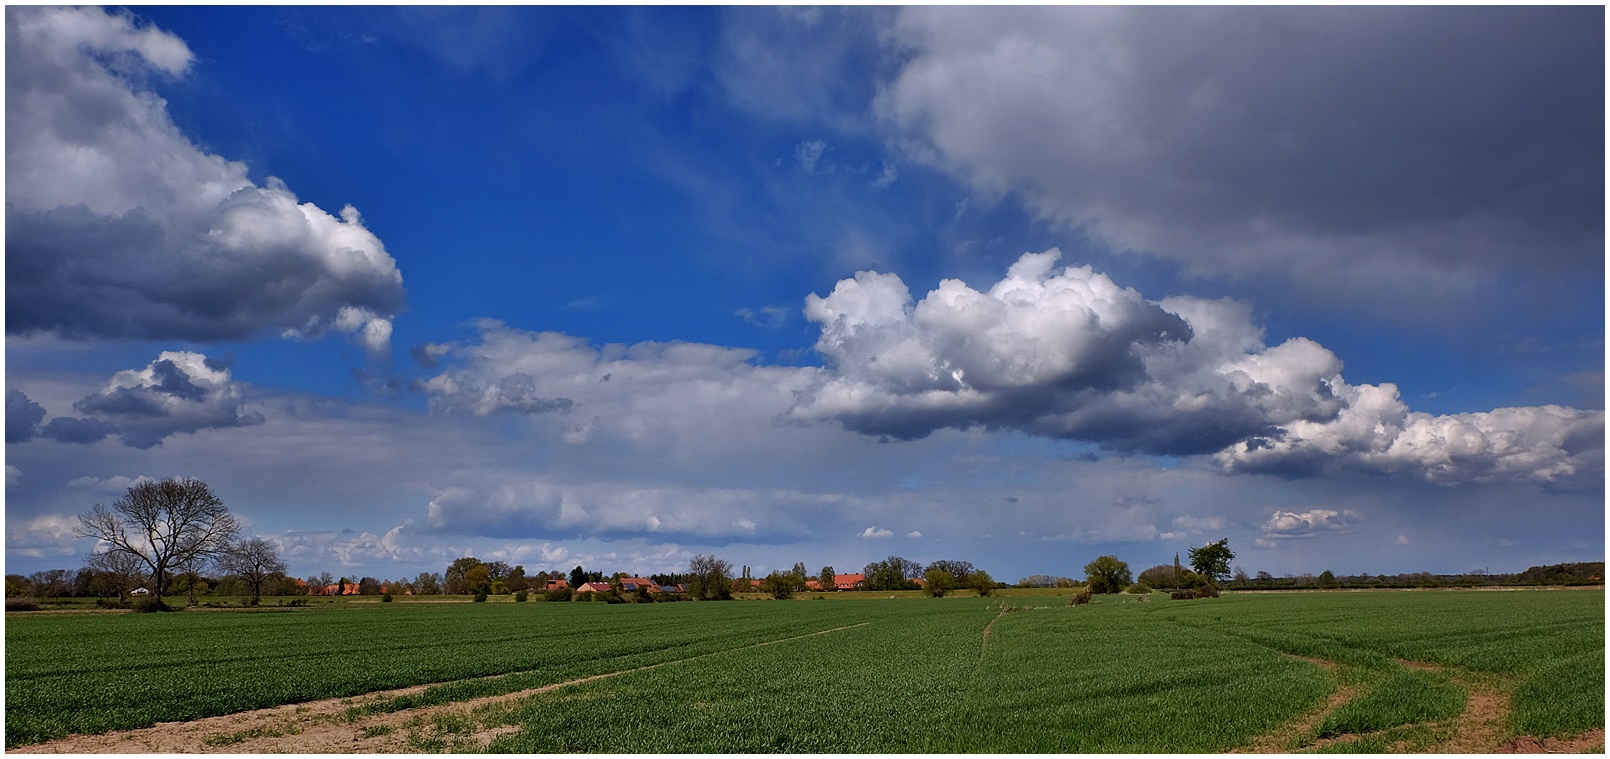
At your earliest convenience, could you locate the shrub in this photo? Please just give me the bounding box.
[545,587,572,602]
[381,593,394,603]
[1070,586,1094,606]
[95,597,131,609]
[514,591,528,602]
[1197,582,1220,598]
[6,597,41,612]
[284,598,310,607]
[1171,589,1197,600]
[135,597,173,613]
[1126,582,1152,594]
[473,591,488,603]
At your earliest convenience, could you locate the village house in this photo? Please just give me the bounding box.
[546,579,570,591]
[619,577,657,593]
[575,582,612,594]
[833,573,866,591]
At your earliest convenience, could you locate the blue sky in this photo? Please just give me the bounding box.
[6,6,1603,583]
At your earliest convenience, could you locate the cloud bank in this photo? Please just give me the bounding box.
[413,252,1600,490]
[5,7,404,351]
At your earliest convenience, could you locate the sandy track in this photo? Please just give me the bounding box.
[11,622,870,754]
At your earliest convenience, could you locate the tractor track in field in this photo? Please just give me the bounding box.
[1238,654,1603,754]
[1233,655,1362,753]
[10,622,870,754]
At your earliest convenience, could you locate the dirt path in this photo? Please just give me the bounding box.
[978,603,1010,661]
[1234,655,1362,753]
[1242,655,1602,754]
[12,622,871,754]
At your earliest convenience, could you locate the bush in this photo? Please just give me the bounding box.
[1126,582,1152,594]
[134,597,173,612]
[95,597,131,609]
[284,598,310,607]
[514,590,528,602]
[545,587,572,602]
[473,591,488,603]
[1171,589,1196,600]
[6,597,41,612]
[381,593,394,603]
[1197,582,1220,598]
[1070,586,1094,606]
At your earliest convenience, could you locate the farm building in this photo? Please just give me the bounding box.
[545,579,569,591]
[575,582,612,594]
[833,574,866,590]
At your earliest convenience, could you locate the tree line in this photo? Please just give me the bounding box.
[12,478,1596,610]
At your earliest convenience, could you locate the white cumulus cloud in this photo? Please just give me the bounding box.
[1259,508,1362,539]
[6,7,404,353]
[859,526,894,539]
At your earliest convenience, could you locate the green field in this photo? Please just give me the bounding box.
[5,589,1602,752]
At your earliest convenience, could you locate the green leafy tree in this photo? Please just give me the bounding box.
[1188,539,1235,585]
[1318,570,1338,588]
[923,568,956,597]
[863,556,921,591]
[1083,555,1132,594]
[463,564,493,595]
[444,557,484,595]
[819,566,835,592]
[968,570,996,597]
[568,565,587,590]
[761,570,798,600]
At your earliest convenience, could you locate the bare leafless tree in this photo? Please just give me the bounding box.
[219,536,287,604]
[76,477,239,607]
[86,549,147,601]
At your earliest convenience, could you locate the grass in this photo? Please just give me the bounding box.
[1313,668,1466,739]
[5,589,1601,751]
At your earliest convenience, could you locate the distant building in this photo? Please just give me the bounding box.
[833,573,866,591]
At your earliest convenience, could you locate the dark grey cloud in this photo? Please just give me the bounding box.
[6,389,45,443]
[39,417,117,445]
[5,7,404,350]
[59,351,265,449]
[879,7,1604,319]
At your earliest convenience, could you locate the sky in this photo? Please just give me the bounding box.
[5,6,1604,584]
